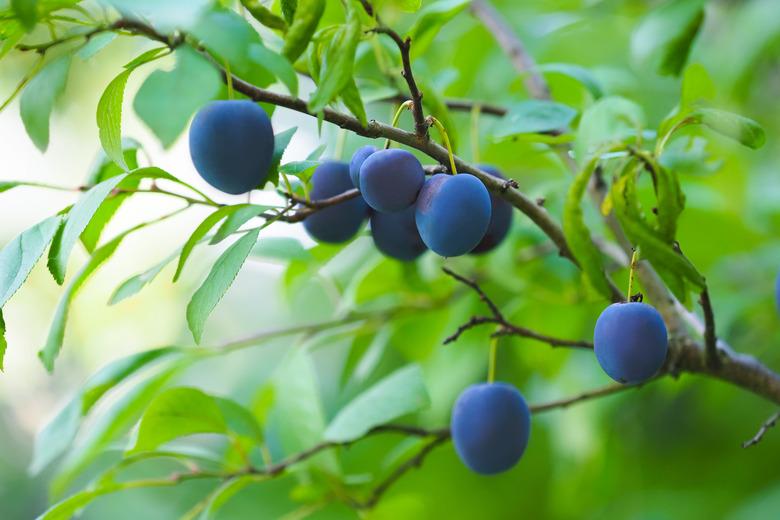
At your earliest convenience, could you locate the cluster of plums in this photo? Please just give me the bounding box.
[450,300,669,475]
[188,100,670,476]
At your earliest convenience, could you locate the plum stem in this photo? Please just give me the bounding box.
[427,116,457,174]
[224,58,234,100]
[626,247,639,302]
[384,100,414,149]
[488,336,498,383]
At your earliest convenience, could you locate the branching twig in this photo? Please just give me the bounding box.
[742,411,780,448]
[441,267,593,349]
[700,288,720,368]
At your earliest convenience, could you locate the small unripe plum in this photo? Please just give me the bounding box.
[189,100,274,195]
[359,149,425,213]
[303,161,369,244]
[415,174,491,257]
[471,165,514,254]
[370,206,427,261]
[349,145,377,189]
[594,302,668,384]
[451,382,531,475]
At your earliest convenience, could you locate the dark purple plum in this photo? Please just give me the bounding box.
[349,145,377,189]
[471,165,514,254]
[303,161,369,243]
[594,302,668,384]
[359,149,424,213]
[414,173,491,257]
[451,382,531,475]
[189,100,274,195]
[370,206,427,261]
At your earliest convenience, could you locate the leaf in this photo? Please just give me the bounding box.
[252,237,311,262]
[324,365,430,442]
[109,251,177,305]
[631,0,706,77]
[241,0,288,32]
[248,43,299,96]
[39,225,135,371]
[0,310,6,371]
[131,387,227,454]
[690,108,766,149]
[77,32,117,60]
[29,347,181,474]
[307,0,361,113]
[186,228,260,343]
[214,397,263,443]
[680,62,715,109]
[492,100,576,139]
[340,77,367,127]
[418,77,458,151]
[12,0,37,30]
[0,215,61,308]
[281,0,297,24]
[266,126,297,187]
[48,174,127,284]
[539,63,604,99]
[281,0,325,62]
[279,161,318,183]
[575,96,644,163]
[407,0,469,59]
[134,45,221,148]
[20,55,71,151]
[562,154,614,300]
[210,204,273,244]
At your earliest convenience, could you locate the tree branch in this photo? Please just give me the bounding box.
[742,410,780,448]
[699,288,720,368]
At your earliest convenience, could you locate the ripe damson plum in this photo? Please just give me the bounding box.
[370,206,427,261]
[303,161,369,244]
[451,382,531,475]
[593,302,669,384]
[359,149,425,213]
[189,100,274,195]
[471,165,514,254]
[349,145,377,189]
[415,174,491,257]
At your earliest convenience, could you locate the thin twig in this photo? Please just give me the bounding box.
[742,411,780,448]
[699,288,720,368]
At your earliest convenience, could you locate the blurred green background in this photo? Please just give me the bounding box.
[1,0,780,518]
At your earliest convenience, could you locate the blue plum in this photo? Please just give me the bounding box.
[359,148,425,212]
[349,145,377,189]
[451,382,531,475]
[189,100,274,195]
[303,161,369,244]
[471,165,514,254]
[370,206,427,261]
[594,302,668,384]
[414,173,491,257]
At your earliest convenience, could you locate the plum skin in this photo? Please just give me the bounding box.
[303,161,369,244]
[189,100,275,195]
[593,302,669,384]
[349,145,377,189]
[450,382,531,475]
[471,165,514,254]
[414,173,491,257]
[370,206,427,261]
[359,149,425,213]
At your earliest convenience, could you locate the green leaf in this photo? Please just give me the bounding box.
[324,364,430,442]
[130,387,227,454]
[492,100,576,139]
[562,154,615,300]
[539,63,604,99]
[48,174,127,284]
[279,161,318,183]
[407,0,469,59]
[12,0,37,31]
[186,228,260,343]
[0,310,6,371]
[266,126,297,187]
[109,251,177,305]
[36,486,118,520]
[214,397,263,443]
[241,0,288,32]
[251,237,311,262]
[77,32,117,60]
[575,96,644,163]
[340,77,367,127]
[248,43,299,97]
[680,62,715,109]
[690,108,766,149]
[134,45,221,148]
[418,77,458,151]
[20,55,71,151]
[29,347,181,474]
[281,0,297,23]
[631,0,706,77]
[210,204,273,244]
[281,0,325,62]
[185,476,259,520]
[0,215,61,308]
[307,0,361,113]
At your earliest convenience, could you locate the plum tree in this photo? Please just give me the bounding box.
[593,302,669,384]
[189,100,274,195]
[303,161,369,243]
[450,382,531,475]
[349,145,377,189]
[470,165,514,254]
[358,149,425,213]
[415,173,491,257]
[370,206,427,261]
